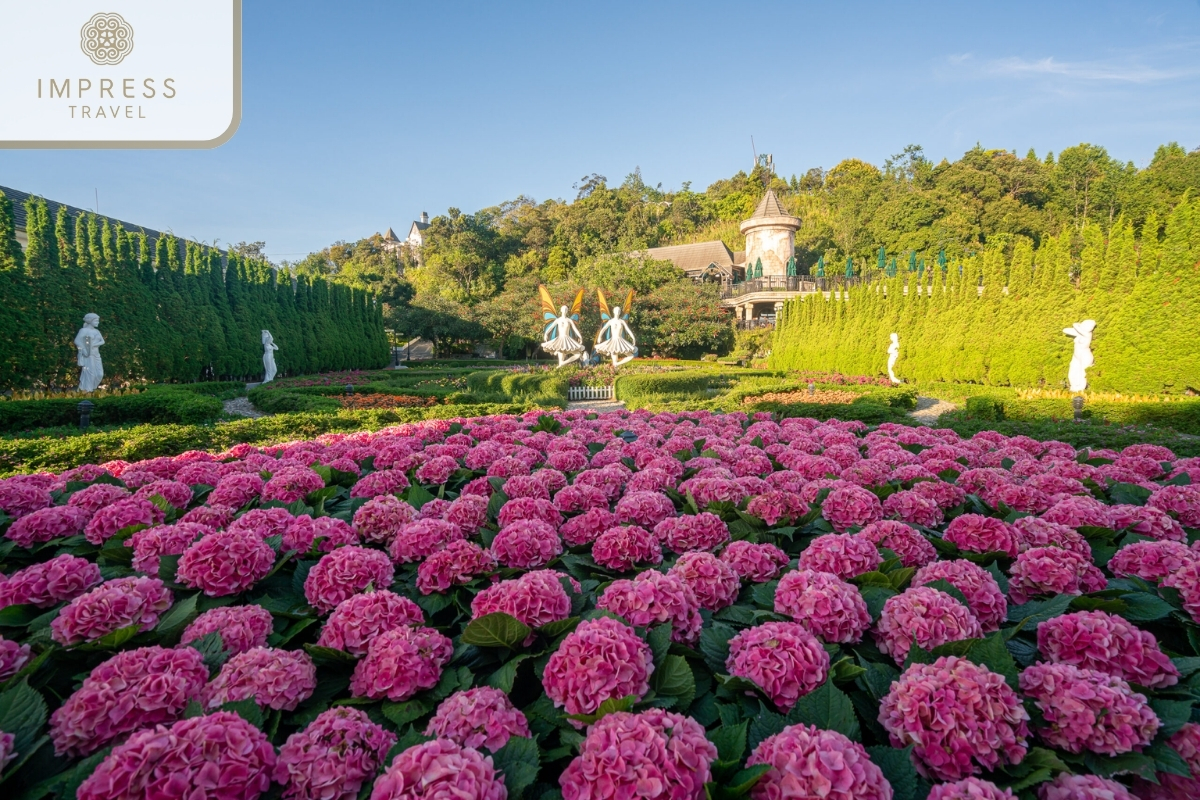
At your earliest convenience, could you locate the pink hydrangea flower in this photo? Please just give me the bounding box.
[263,466,326,503]
[84,497,165,544]
[0,636,30,680]
[1109,540,1198,581]
[180,504,233,530]
[388,519,465,564]
[181,605,274,655]
[418,540,498,595]
[543,616,653,719]
[207,472,265,509]
[416,456,460,485]
[746,490,809,526]
[1012,517,1091,558]
[1147,484,1200,528]
[598,569,702,645]
[615,490,677,528]
[554,484,609,514]
[821,485,884,532]
[721,540,789,582]
[880,656,1029,781]
[928,778,1016,800]
[0,731,12,771]
[203,647,317,711]
[727,621,830,711]
[67,482,130,515]
[317,590,424,656]
[560,508,619,547]
[351,468,411,499]
[1020,662,1159,755]
[283,514,358,554]
[305,546,395,614]
[654,512,730,553]
[228,507,296,540]
[6,504,91,547]
[774,569,871,644]
[0,553,101,608]
[1038,774,1134,800]
[1041,496,1114,530]
[0,480,52,518]
[748,723,892,800]
[369,739,506,800]
[1008,547,1107,604]
[77,711,276,800]
[883,489,945,527]
[912,559,1007,632]
[490,519,563,569]
[874,586,983,666]
[51,576,173,646]
[352,494,417,546]
[561,710,717,800]
[1130,723,1200,800]
[1162,560,1200,624]
[129,522,208,575]
[426,687,530,751]
[177,528,276,597]
[1109,504,1186,543]
[445,494,489,536]
[592,525,663,572]
[273,707,396,800]
[944,514,1019,557]
[472,570,576,632]
[1037,610,1179,689]
[668,551,741,611]
[50,646,209,757]
[350,625,453,701]
[911,479,967,510]
[134,479,193,509]
[798,533,882,579]
[498,496,562,528]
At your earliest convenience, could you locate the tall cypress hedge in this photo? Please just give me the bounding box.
[770,199,1200,394]
[0,192,389,390]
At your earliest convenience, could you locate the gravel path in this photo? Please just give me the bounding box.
[909,396,958,426]
[567,399,627,412]
[223,396,266,418]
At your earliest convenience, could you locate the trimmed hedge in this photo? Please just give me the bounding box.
[938,412,1200,458]
[461,371,568,407]
[0,403,535,475]
[614,370,773,406]
[0,386,232,432]
[962,394,1200,435]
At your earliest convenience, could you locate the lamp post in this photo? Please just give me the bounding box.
[78,400,94,431]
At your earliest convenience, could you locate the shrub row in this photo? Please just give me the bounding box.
[0,402,535,475]
[613,370,773,406]
[462,370,569,407]
[0,385,238,432]
[962,394,1200,435]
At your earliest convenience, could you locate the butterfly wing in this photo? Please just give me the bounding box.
[597,289,611,321]
[622,289,635,317]
[569,288,584,321]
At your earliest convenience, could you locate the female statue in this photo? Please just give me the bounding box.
[1063,319,1095,392]
[594,289,638,367]
[74,313,105,393]
[887,333,901,384]
[262,330,279,383]
[539,287,587,367]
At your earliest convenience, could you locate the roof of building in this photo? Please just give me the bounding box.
[636,240,735,274]
[1,184,178,249]
[750,189,790,219]
[383,227,400,242]
[409,220,430,233]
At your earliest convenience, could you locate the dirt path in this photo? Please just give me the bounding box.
[909,396,957,426]
[567,399,626,413]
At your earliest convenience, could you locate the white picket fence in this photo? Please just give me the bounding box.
[568,385,614,401]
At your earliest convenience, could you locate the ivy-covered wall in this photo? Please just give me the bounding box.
[0,192,390,389]
[770,199,1200,394]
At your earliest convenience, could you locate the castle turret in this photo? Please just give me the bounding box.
[739,190,800,279]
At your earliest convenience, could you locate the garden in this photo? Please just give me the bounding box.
[0,398,1197,800]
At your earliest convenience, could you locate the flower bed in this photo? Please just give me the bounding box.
[0,409,1198,800]
[741,389,863,405]
[339,394,440,411]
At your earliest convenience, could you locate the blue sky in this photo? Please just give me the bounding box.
[2,0,1199,260]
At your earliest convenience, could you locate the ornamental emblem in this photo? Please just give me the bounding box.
[80,12,134,66]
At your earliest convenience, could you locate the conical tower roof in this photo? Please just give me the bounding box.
[750,189,789,219]
[739,188,800,234]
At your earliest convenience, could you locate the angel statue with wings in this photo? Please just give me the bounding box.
[539,286,588,367]
[594,289,638,367]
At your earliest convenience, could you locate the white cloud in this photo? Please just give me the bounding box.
[985,55,1188,84]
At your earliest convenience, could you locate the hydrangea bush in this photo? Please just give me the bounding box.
[0,408,1198,800]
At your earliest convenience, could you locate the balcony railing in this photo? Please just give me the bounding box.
[721,275,871,299]
[736,317,776,330]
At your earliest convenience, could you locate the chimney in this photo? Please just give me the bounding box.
[420,211,429,224]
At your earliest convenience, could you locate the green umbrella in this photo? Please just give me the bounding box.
[786,256,796,277]
[816,256,825,277]
[877,246,886,274]
[908,251,918,272]
[918,258,925,276]
[886,257,897,277]
[845,256,854,279]
[938,249,948,272]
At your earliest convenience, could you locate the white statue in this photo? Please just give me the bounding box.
[887,332,901,384]
[539,287,587,367]
[74,313,105,393]
[262,329,278,383]
[594,289,638,367]
[1063,319,1095,392]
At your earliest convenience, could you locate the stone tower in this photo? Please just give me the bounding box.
[740,189,800,279]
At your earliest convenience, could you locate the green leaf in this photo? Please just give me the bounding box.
[699,622,737,673]
[830,657,867,683]
[787,680,860,741]
[750,581,778,609]
[76,622,142,651]
[461,612,532,649]
[218,698,265,729]
[717,764,772,798]
[1147,740,1195,778]
[647,624,672,665]
[154,592,199,639]
[485,487,509,521]
[382,699,431,728]
[486,655,531,693]
[859,585,897,620]
[1083,750,1156,780]
[921,579,971,610]
[747,710,787,751]
[564,694,637,725]
[405,483,437,509]
[491,736,541,798]
[708,721,749,764]
[1007,594,1073,626]
[986,562,1009,594]
[303,644,358,666]
[186,630,229,670]
[1109,482,1152,506]
[1150,698,1194,737]
[537,617,579,639]
[1120,592,1175,622]
[653,655,696,699]
[0,604,41,628]
[866,745,919,800]
[963,632,1021,690]
[0,679,48,757]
